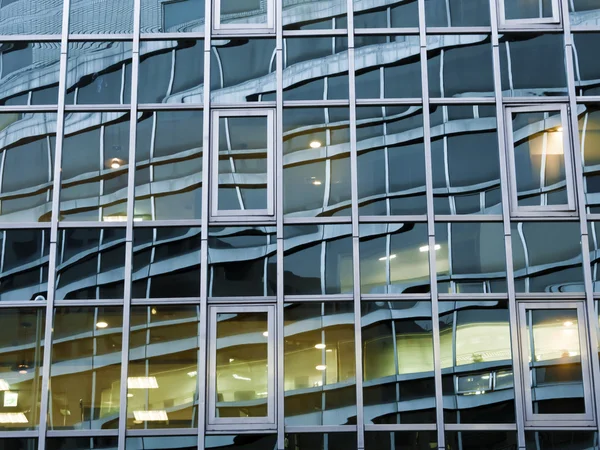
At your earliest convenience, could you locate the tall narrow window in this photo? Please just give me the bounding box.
[498,0,561,27]
[213,0,275,33]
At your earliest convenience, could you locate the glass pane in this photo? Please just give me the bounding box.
[446,432,517,450]
[525,431,598,450]
[217,116,269,212]
[0,439,38,450]
[365,431,438,450]
[286,433,357,450]
[141,0,205,33]
[283,0,346,30]
[354,0,419,28]
[205,434,276,450]
[0,0,62,34]
[132,228,201,299]
[135,111,203,220]
[573,33,600,97]
[69,0,134,33]
[589,222,600,291]
[579,105,600,212]
[511,110,568,208]
[504,0,554,20]
[48,437,118,450]
[425,0,490,26]
[208,227,276,297]
[127,436,196,450]
[55,228,126,300]
[284,303,356,426]
[127,306,200,428]
[49,307,122,430]
[0,309,44,430]
[219,0,267,26]
[569,1,600,21]
[526,308,586,414]
[215,311,269,418]
[0,113,57,222]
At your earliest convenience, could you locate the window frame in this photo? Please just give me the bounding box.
[497,0,562,28]
[213,0,275,34]
[207,304,276,430]
[504,104,576,217]
[517,301,595,426]
[210,109,275,221]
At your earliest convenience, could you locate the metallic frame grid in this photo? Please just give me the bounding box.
[0,0,599,449]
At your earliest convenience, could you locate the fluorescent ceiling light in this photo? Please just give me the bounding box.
[187,371,197,377]
[309,141,322,149]
[3,392,17,407]
[378,254,397,261]
[0,379,10,391]
[419,244,441,253]
[96,321,108,329]
[315,365,327,371]
[314,343,326,349]
[232,374,251,381]
[127,377,159,389]
[0,413,27,423]
[133,410,168,421]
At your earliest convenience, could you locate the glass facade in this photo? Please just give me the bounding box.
[0,0,599,449]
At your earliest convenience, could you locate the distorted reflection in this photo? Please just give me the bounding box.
[49,307,122,430]
[69,0,134,34]
[205,434,277,450]
[47,437,118,450]
[579,105,600,212]
[284,302,356,426]
[127,435,195,450]
[286,432,357,450]
[141,0,205,33]
[365,431,437,450]
[425,0,490,26]
[127,306,200,429]
[362,301,436,424]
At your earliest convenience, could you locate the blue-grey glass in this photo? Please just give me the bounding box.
[284,302,356,425]
[499,34,567,97]
[525,431,598,450]
[0,0,62,34]
[355,36,421,99]
[439,301,515,423]
[436,223,506,293]
[283,37,348,100]
[284,225,353,295]
[287,433,357,450]
[579,105,600,212]
[510,110,568,208]
[48,437,118,450]
[139,40,204,104]
[60,112,129,221]
[360,223,430,294]
[208,227,276,297]
[504,0,553,20]
[0,229,49,301]
[365,431,438,450]
[55,228,126,300]
[570,0,600,19]
[0,439,38,450]
[282,0,346,30]
[357,106,427,215]
[48,307,122,430]
[362,301,436,424]
[446,432,517,450]
[425,0,490,26]
[205,435,277,450]
[573,33,600,96]
[141,0,205,33]
[135,111,203,220]
[69,0,134,34]
[132,227,201,298]
[283,108,351,217]
[127,436,196,450]
[0,113,56,222]
[354,0,419,28]
[127,306,199,429]
[0,43,60,105]
[427,35,494,98]
[210,39,276,104]
[430,105,501,214]
[511,222,583,293]
[525,308,587,415]
[66,42,133,105]
[588,222,600,291]
[219,0,268,26]
[0,309,44,430]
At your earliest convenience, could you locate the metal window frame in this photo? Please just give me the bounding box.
[497,0,562,29]
[504,104,577,217]
[207,304,276,431]
[210,109,275,222]
[517,301,596,426]
[212,0,275,35]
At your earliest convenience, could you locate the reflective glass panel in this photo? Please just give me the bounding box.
[511,222,583,293]
[208,227,276,297]
[525,431,598,450]
[284,224,353,295]
[48,437,118,450]
[579,104,600,212]
[365,431,438,450]
[126,436,196,450]
[362,301,436,424]
[354,0,419,28]
[49,307,122,430]
[446,432,517,450]
[286,433,357,450]
[284,302,356,426]
[588,221,600,291]
[0,0,62,34]
[132,227,201,299]
[0,113,57,222]
[425,0,490,26]
[0,439,38,450]
[569,1,600,21]
[360,223,430,295]
[141,0,205,33]
[282,0,346,30]
[0,309,44,430]
[573,33,600,97]
[218,0,269,27]
[283,108,351,217]
[127,305,200,428]
[205,434,277,449]
[135,111,203,220]
[504,0,555,20]
[69,0,134,33]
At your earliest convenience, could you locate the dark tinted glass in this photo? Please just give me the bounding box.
[204,434,277,450]
[573,33,600,96]
[354,0,419,28]
[446,431,517,450]
[47,437,118,450]
[525,431,598,450]
[579,105,600,212]
[141,0,205,33]
[286,433,357,450]
[425,0,491,26]
[127,436,197,449]
[365,431,438,450]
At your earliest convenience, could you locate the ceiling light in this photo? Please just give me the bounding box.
[0,380,10,391]
[187,371,197,377]
[0,413,27,423]
[419,244,441,253]
[378,254,397,261]
[133,410,168,421]
[110,158,121,169]
[556,126,563,132]
[96,321,108,329]
[481,375,490,380]
[312,180,322,186]
[127,393,134,398]
[127,377,159,389]
[309,141,322,149]
[232,374,251,381]
[262,331,269,337]
[229,358,235,363]
[151,308,157,315]
[326,349,333,353]
[315,365,327,371]
[563,321,574,327]
[315,343,326,350]
[18,370,27,375]
[4,392,18,407]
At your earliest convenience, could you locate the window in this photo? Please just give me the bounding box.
[518,302,595,425]
[207,305,275,430]
[505,105,575,215]
[498,0,561,27]
[211,109,274,220]
[213,0,274,33]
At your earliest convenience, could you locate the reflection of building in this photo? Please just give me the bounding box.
[1,0,600,450]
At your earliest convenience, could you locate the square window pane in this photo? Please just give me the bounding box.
[425,0,491,26]
[141,0,205,33]
[69,0,134,33]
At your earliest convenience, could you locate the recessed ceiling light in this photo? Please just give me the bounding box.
[0,413,27,423]
[309,140,322,149]
[187,371,197,377]
[110,158,121,169]
[262,331,269,337]
[315,365,327,371]
[419,244,441,253]
[326,349,333,353]
[312,180,322,186]
[315,343,326,349]
[151,308,157,315]
[127,377,159,389]
[96,321,108,329]
[133,410,168,421]
[378,254,397,261]
[127,393,134,398]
